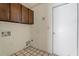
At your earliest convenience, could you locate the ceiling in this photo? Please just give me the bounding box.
[21,3,41,9]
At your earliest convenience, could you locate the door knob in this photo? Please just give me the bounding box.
[53,32,55,35]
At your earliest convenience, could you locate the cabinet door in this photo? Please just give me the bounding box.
[10,3,21,23]
[0,3,10,21]
[29,9,34,24]
[22,6,29,24]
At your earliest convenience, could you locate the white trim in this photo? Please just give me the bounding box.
[52,3,69,8]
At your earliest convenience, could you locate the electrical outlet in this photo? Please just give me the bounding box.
[1,31,11,37]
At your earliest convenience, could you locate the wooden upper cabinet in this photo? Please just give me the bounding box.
[22,6,29,24]
[10,3,21,23]
[0,3,34,24]
[28,9,34,24]
[0,4,10,21]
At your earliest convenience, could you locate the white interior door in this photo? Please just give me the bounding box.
[53,4,77,56]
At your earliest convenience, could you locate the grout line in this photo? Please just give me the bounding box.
[11,46,49,56]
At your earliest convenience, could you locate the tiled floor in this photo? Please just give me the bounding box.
[11,46,49,56]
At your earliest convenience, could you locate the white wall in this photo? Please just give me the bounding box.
[0,21,31,56]
[31,4,53,54]
[0,3,53,55]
